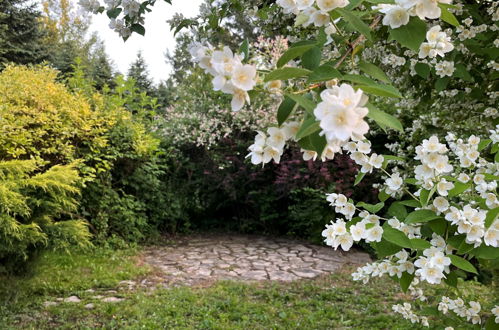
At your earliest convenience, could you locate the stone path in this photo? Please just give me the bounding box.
[42,235,371,308]
[142,234,371,287]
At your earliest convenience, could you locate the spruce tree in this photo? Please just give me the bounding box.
[127,51,155,96]
[0,0,48,66]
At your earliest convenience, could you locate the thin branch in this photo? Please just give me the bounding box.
[334,15,382,69]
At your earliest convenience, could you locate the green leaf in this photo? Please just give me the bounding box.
[387,203,407,221]
[239,39,249,61]
[400,272,414,293]
[307,65,343,83]
[131,24,146,36]
[419,186,436,207]
[478,139,492,152]
[286,93,317,114]
[354,172,366,186]
[342,74,377,85]
[484,314,499,330]
[389,17,427,52]
[378,190,390,202]
[359,61,390,83]
[301,46,322,70]
[470,246,499,260]
[277,44,316,68]
[449,255,478,274]
[336,8,372,41]
[410,238,431,250]
[415,63,431,79]
[457,241,474,255]
[382,226,412,248]
[358,84,402,98]
[265,67,311,82]
[448,182,471,198]
[444,271,458,288]
[373,239,403,258]
[453,64,473,82]
[366,103,404,133]
[357,202,384,214]
[107,7,122,19]
[428,218,447,236]
[435,77,450,92]
[298,131,327,155]
[295,118,321,140]
[447,235,465,250]
[277,96,297,126]
[399,199,421,208]
[438,3,460,27]
[405,209,440,224]
[485,207,499,228]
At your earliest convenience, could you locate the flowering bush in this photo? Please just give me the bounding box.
[82,0,499,327]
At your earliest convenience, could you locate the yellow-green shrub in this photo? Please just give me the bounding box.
[0,65,165,246]
[0,159,91,273]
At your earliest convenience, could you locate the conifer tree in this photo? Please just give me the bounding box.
[0,0,48,66]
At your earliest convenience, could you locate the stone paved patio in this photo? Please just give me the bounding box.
[142,234,371,287]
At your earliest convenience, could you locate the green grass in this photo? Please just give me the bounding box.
[0,247,496,329]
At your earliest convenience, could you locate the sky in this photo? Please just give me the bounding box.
[89,0,203,83]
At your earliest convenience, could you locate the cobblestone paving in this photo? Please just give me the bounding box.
[142,235,371,287]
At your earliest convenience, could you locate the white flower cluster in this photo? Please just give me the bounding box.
[445,205,498,247]
[78,0,101,13]
[414,135,453,187]
[414,246,451,284]
[246,123,299,165]
[189,43,258,112]
[387,217,422,238]
[392,302,429,326]
[419,26,454,59]
[322,193,384,251]
[493,306,499,323]
[434,60,455,78]
[438,297,482,324]
[78,0,144,38]
[375,0,451,29]
[352,250,415,283]
[276,0,348,33]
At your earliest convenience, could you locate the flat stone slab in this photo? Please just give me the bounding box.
[142,234,371,287]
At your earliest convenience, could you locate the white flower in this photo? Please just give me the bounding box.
[484,228,498,247]
[277,0,298,14]
[350,223,366,241]
[433,196,449,212]
[302,149,318,161]
[492,306,499,323]
[334,233,354,251]
[365,225,383,242]
[317,0,348,11]
[231,64,257,91]
[231,88,250,111]
[458,173,470,183]
[428,251,451,270]
[416,264,445,284]
[437,179,454,196]
[267,127,287,149]
[386,172,403,192]
[296,0,315,10]
[333,219,347,236]
[314,84,369,142]
[435,61,455,78]
[379,5,410,28]
[419,26,454,59]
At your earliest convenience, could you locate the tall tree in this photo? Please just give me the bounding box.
[0,0,48,66]
[127,51,155,96]
[40,0,116,88]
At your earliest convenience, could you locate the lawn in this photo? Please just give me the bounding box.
[0,246,496,329]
